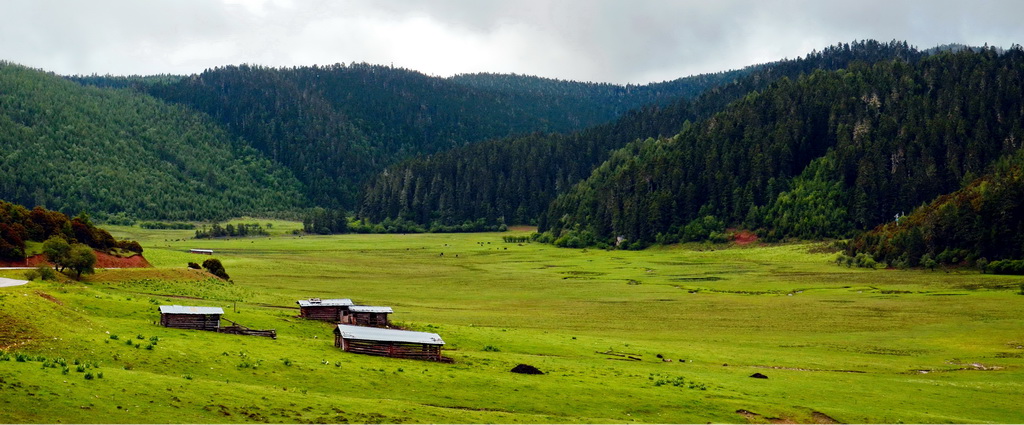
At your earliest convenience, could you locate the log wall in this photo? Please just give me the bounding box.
[299,306,345,322]
[160,313,221,331]
[338,338,443,361]
[341,312,390,328]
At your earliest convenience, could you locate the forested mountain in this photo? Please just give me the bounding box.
[75,63,745,209]
[359,40,923,227]
[847,149,1024,268]
[541,46,1024,247]
[0,62,306,220]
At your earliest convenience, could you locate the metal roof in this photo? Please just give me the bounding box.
[159,305,224,315]
[335,324,444,345]
[348,306,393,314]
[296,298,354,307]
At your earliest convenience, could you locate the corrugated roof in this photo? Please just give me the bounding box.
[348,306,393,314]
[336,324,444,345]
[296,298,354,307]
[159,305,224,315]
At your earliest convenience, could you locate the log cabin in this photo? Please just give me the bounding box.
[296,298,354,322]
[159,305,224,331]
[342,305,393,327]
[334,324,445,361]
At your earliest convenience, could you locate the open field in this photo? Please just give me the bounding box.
[2,225,1023,423]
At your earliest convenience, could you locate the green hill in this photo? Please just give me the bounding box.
[847,150,1024,268]
[0,62,306,220]
[75,63,753,210]
[541,46,1024,247]
[358,40,924,228]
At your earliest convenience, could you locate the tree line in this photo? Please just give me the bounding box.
[0,199,141,262]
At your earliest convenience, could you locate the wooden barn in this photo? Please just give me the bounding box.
[158,305,276,338]
[342,306,393,327]
[297,298,354,322]
[334,324,446,361]
[159,305,224,331]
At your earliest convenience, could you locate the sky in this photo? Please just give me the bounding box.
[2,0,1023,85]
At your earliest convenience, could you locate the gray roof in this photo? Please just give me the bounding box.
[348,306,393,314]
[297,298,354,307]
[159,305,224,315]
[335,324,444,345]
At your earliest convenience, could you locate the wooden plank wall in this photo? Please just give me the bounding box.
[340,339,442,361]
[300,306,345,322]
[160,313,221,331]
[342,312,390,328]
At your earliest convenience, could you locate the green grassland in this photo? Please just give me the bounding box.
[2,226,1023,423]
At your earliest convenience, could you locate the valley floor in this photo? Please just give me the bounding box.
[1,226,1022,423]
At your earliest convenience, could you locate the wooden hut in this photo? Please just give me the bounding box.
[159,305,224,331]
[342,306,393,327]
[297,298,354,322]
[334,324,445,361]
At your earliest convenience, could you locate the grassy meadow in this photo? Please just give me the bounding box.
[1,223,1023,423]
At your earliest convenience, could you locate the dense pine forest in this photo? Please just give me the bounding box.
[75,63,745,208]
[542,46,1024,248]
[847,149,1024,268]
[359,40,922,227]
[0,62,306,220]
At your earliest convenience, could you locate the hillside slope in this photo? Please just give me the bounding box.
[542,47,1024,247]
[0,62,306,220]
[77,63,746,209]
[848,149,1024,267]
[358,40,923,227]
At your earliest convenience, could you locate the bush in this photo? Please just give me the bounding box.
[920,254,938,271]
[187,262,200,269]
[36,265,57,281]
[987,259,1024,275]
[853,253,877,269]
[201,258,230,280]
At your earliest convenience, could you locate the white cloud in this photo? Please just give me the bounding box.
[1,0,1022,83]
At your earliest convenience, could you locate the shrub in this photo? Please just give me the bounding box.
[36,265,57,281]
[987,259,1024,275]
[853,253,877,269]
[187,262,200,269]
[920,254,938,271]
[202,258,230,280]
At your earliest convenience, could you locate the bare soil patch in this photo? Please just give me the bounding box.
[0,252,151,268]
[731,229,759,245]
[34,291,62,305]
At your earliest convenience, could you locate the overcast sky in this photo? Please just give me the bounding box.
[2,0,1022,84]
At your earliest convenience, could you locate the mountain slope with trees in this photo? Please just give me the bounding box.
[847,149,1024,268]
[75,63,749,210]
[541,46,1024,247]
[359,40,923,228]
[0,62,306,220]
